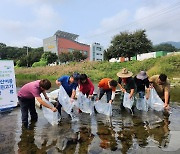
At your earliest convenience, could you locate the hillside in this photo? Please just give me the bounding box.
[161,41,180,49]
[15,54,180,84]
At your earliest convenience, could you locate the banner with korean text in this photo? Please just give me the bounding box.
[0,60,18,109]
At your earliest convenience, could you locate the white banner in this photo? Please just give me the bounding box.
[0,60,18,109]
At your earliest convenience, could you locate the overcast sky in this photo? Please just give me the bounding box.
[0,0,180,48]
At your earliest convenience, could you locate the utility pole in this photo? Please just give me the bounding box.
[27,46,28,67]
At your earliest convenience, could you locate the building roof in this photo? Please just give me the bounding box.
[54,30,79,41]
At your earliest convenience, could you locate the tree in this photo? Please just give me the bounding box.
[71,50,87,62]
[58,52,71,63]
[107,30,152,60]
[41,52,58,64]
[153,43,177,52]
[27,50,43,66]
[104,48,113,61]
[0,43,6,49]
[59,50,87,63]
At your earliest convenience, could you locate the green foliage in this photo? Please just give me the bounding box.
[58,52,71,63]
[59,50,87,63]
[153,43,177,52]
[107,29,152,60]
[71,50,87,62]
[32,60,47,67]
[16,57,28,67]
[15,55,180,83]
[41,52,58,64]
[0,43,44,67]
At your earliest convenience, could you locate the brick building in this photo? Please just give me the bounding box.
[43,30,90,60]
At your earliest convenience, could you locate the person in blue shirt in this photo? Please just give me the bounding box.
[55,72,80,115]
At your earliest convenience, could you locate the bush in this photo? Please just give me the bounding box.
[32,60,47,67]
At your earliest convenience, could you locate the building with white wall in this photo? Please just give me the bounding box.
[90,42,104,61]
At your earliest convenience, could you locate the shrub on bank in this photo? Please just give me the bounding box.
[15,54,180,82]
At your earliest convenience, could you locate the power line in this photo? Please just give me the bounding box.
[85,1,180,39]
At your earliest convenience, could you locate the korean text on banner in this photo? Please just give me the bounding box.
[0,60,18,109]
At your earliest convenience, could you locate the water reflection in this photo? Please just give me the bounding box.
[1,104,180,153]
[0,114,17,154]
[14,108,174,154]
[18,122,56,153]
[148,113,170,148]
[96,118,117,151]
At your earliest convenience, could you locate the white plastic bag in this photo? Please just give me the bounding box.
[75,92,93,115]
[48,89,59,100]
[136,97,148,112]
[123,92,134,110]
[148,88,164,111]
[94,101,112,116]
[58,86,75,115]
[42,100,60,126]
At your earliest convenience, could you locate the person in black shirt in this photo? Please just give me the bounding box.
[134,71,150,99]
[117,68,135,98]
[117,68,136,110]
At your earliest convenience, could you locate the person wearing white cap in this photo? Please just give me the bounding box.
[134,71,150,99]
[117,68,135,109]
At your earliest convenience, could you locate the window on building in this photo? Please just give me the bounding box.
[96,47,101,51]
[84,51,88,55]
[93,46,95,51]
[93,52,95,58]
[68,48,74,52]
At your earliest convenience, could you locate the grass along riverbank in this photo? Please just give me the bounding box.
[15,54,180,83]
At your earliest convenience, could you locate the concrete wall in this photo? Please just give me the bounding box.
[43,36,58,55]
[137,52,156,61]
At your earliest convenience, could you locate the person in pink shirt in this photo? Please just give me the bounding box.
[18,79,57,128]
[79,74,94,98]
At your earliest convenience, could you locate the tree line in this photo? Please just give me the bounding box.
[104,29,178,60]
[0,43,87,67]
[0,29,178,67]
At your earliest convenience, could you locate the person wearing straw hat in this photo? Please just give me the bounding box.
[134,71,150,99]
[117,68,136,109]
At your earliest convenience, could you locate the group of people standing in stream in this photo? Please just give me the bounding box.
[17,68,170,127]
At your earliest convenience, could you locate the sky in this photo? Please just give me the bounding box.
[0,0,180,49]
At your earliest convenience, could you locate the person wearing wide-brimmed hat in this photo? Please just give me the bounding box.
[117,68,135,109]
[134,71,150,99]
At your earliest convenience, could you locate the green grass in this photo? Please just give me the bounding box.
[15,54,180,82]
